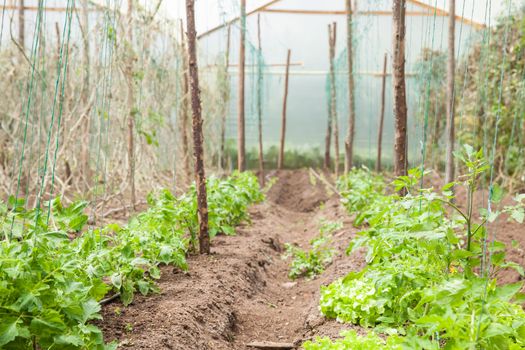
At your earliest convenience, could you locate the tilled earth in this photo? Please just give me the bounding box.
[99,170,525,349]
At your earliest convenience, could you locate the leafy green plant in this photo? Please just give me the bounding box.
[284,221,340,280]
[317,146,525,348]
[0,172,264,349]
[303,330,406,350]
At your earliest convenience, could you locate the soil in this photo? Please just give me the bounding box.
[99,169,525,349]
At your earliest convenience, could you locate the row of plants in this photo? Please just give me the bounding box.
[284,220,342,280]
[304,146,525,349]
[0,172,264,349]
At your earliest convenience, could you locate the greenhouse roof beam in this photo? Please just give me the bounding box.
[198,0,283,39]
[0,5,102,12]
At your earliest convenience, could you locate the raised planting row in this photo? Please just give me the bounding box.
[304,146,525,349]
[0,172,263,349]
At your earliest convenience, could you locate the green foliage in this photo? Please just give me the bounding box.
[459,6,525,182]
[0,172,263,349]
[284,220,340,280]
[336,168,388,226]
[318,147,525,348]
[303,330,405,350]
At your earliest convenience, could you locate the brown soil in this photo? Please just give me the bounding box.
[99,169,524,349]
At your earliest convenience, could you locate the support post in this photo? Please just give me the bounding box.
[18,0,25,49]
[219,25,231,172]
[237,0,246,171]
[126,0,136,210]
[80,0,91,183]
[278,49,291,170]
[186,0,210,254]
[392,0,408,180]
[344,0,356,174]
[377,53,388,172]
[256,14,265,183]
[180,20,191,183]
[445,0,456,184]
[328,23,339,176]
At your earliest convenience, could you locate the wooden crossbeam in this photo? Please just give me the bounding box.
[261,9,439,17]
[198,0,283,39]
[0,5,102,12]
[407,0,485,29]
[260,8,485,30]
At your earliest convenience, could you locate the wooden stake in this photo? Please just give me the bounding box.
[80,0,91,184]
[180,19,191,183]
[344,0,355,174]
[278,49,291,170]
[392,0,408,181]
[324,26,333,171]
[238,0,246,171]
[256,14,265,183]
[445,0,456,184]
[18,0,25,49]
[219,25,231,172]
[186,0,210,255]
[328,23,339,177]
[127,0,136,210]
[377,53,388,172]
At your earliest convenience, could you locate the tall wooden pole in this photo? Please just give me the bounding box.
[237,0,246,171]
[180,20,191,182]
[127,0,136,209]
[445,0,456,184]
[344,0,356,174]
[377,53,388,172]
[323,24,332,170]
[278,49,291,170]
[18,0,25,49]
[219,25,231,172]
[256,14,265,183]
[392,0,408,180]
[80,0,91,182]
[186,0,210,254]
[328,23,339,176]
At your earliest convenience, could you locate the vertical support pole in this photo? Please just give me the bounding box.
[256,14,265,184]
[344,0,356,174]
[377,53,388,172]
[392,0,408,180]
[324,57,332,169]
[180,20,191,183]
[219,25,231,173]
[328,23,339,177]
[237,0,246,172]
[186,0,210,254]
[127,0,136,210]
[278,49,291,170]
[80,0,91,183]
[445,0,456,184]
[18,0,25,49]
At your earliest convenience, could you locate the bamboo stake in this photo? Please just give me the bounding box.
[278,49,291,170]
[377,53,388,172]
[18,0,24,49]
[127,0,136,210]
[393,0,408,181]
[186,0,210,254]
[344,0,355,174]
[80,0,91,184]
[324,26,332,170]
[256,14,265,184]
[180,20,191,183]
[328,23,339,177]
[445,0,456,185]
[237,0,246,171]
[219,25,231,172]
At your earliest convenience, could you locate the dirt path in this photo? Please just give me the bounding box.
[99,170,363,349]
